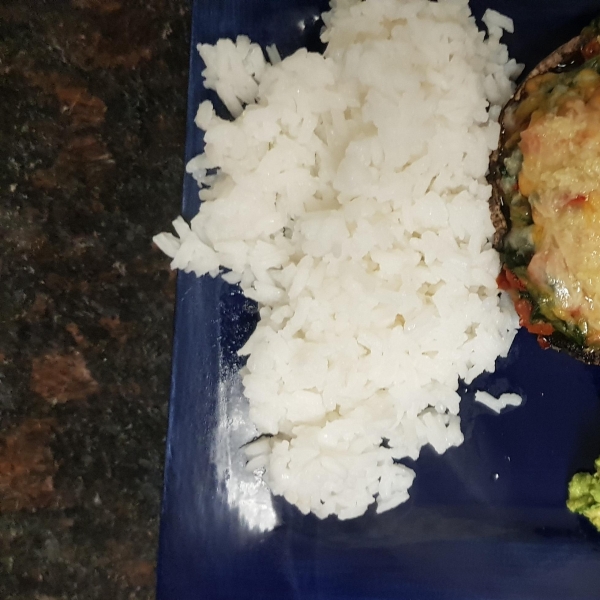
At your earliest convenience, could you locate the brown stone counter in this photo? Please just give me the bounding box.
[0,1,189,597]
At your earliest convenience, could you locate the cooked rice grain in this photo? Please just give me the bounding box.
[155,0,522,519]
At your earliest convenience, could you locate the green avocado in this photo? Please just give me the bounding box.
[567,457,600,530]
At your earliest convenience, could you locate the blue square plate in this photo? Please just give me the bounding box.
[157,2,600,598]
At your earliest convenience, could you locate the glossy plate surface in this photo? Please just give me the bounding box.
[157,1,600,598]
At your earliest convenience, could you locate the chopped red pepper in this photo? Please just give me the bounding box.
[527,321,554,336]
[505,268,527,292]
[566,194,587,208]
[537,336,552,349]
[496,269,510,291]
[514,297,554,336]
[582,37,600,60]
[498,268,554,337]
[496,267,526,292]
[514,297,532,323]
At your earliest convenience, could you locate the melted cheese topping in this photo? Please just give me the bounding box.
[519,96,600,337]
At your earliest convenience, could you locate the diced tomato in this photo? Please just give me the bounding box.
[582,37,600,60]
[498,268,554,337]
[505,269,527,292]
[566,194,587,208]
[519,129,540,158]
[570,307,583,320]
[514,297,554,336]
[496,269,510,291]
[537,336,552,349]
[496,267,526,292]
[527,321,554,336]
[514,297,532,323]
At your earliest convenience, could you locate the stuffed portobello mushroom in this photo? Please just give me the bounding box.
[489,18,600,364]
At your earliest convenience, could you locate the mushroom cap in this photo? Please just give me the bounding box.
[488,34,585,249]
[488,27,600,364]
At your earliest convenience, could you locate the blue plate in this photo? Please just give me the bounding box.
[157,2,600,598]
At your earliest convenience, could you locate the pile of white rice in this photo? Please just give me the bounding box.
[155,0,523,520]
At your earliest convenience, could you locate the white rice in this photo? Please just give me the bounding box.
[474,391,522,414]
[155,0,523,520]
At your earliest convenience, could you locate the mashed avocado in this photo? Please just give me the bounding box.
[567,457,600,530]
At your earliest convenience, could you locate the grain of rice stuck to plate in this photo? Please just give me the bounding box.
[155,0,523,520]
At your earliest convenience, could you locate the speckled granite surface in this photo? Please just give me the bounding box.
[0,1,189,597]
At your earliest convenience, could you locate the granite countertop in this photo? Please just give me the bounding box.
[0,1,189,597]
